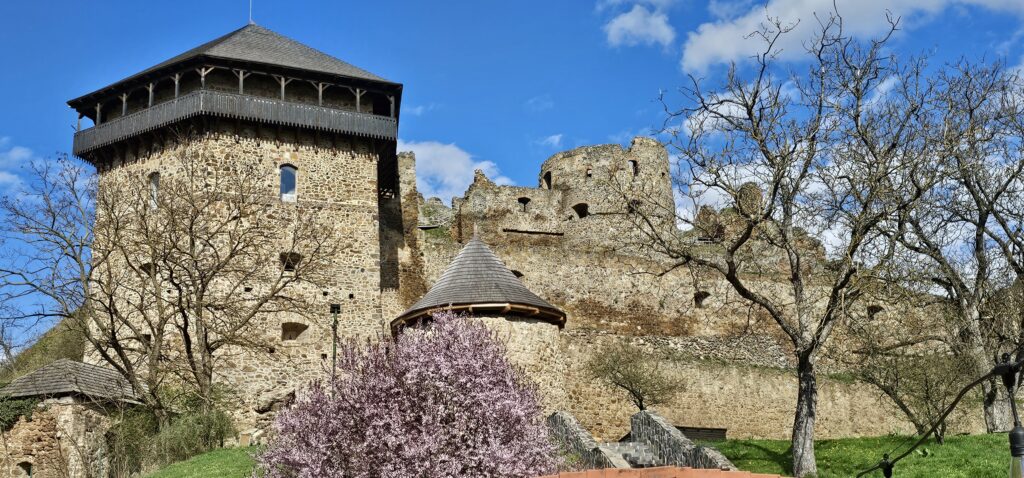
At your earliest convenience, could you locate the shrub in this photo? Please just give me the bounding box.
[0,397,37,431]
[106,405,235,476]
[255,313,558,477]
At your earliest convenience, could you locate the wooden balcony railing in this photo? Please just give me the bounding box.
[73,89,398,156]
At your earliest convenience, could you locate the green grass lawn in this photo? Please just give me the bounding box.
[706,433,1009,477]
[145,434,1009,477]
[145,447,257,478]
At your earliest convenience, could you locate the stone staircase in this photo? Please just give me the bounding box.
[599,441,659,468]
[548,410,738,471]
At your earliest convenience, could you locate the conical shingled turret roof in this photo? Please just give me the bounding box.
[392,235,566,331]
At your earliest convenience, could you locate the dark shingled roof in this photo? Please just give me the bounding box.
[70,23,395,106]
[139,23,390,82]
[0,359,138,400]
[393,235,566,329]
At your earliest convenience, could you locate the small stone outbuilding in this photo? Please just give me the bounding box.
[0,359,138,478]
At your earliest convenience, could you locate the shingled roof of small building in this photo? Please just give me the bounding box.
[69,23,396,107]
[392,234,566,331]
[0,359,138,401]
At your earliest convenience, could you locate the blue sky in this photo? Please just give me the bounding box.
[1,0,1024,202]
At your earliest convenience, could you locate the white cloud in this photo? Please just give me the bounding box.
[604,5,677,48]
[404,103,439,116]
[536,134,564,148]
[681,0,1024,73]
[525,95,554,112]
[0,139,33,192]
[597,0,678,11]
[398,139,513,203]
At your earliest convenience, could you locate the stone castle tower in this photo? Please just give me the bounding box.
[66,24,411,429]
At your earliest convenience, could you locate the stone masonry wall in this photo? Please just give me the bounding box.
[0,397,112,478]
[89,129,396,433]
[406,136,987,441]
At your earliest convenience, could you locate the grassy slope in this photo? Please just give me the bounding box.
[145,447,258,478]
[708,433,1008,478]
[0,319,85,386]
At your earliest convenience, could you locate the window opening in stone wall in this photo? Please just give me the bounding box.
[586,168,593,178]
[280,252,302,272]
[572,203,590,219]
[281,322,309,341]
[511,270,524,279]
[280,164,297,202]
[148,172,160,209]
[694,290,711,308]
[542,171,552,189]
[629,160,639,177]
[139,262,156,277]
[17,462,31,477]
[628,199,642,213]
[517,197,531,212]
[867,305,885,320]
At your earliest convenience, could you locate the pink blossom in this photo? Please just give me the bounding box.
[255,313,558,478]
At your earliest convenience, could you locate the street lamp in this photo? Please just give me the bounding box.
[998,353,1024,478]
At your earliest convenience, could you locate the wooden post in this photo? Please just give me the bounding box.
[311,81,328,106]
[147,83,155,107]
[120,93,128,116]
[76,114,82,132]
[274,75,293,100]
[95,103,102,125]
[173,73,181,98]
[233,69,251,95]
[389,95,395,118]
[197,66,214,88]
[356,89,364,113]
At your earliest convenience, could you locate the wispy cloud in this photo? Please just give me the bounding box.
[398,139,513,203]
[0,137,33,191]
[404,103,440,116]
[681,0,1024,73]
[535,134,564,148]
[604,5,676,48]
[525,95,554,113]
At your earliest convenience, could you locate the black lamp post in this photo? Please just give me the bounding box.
[998,353,1024,478]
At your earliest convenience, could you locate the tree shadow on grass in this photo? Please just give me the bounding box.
[721,441,793,476]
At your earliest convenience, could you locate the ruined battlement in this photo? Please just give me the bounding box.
[427,137,675,248]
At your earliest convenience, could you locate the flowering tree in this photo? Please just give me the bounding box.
[254,313,558,478]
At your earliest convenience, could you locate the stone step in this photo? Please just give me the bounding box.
[599,441,660,468]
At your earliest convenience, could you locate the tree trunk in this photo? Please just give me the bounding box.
[792,353,818,478]
[982,379,1013,432]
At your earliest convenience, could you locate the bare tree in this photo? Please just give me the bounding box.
[0,137,341,422]
[587,342,682,411]
[611,12,933,476]
[879,60,1024,432]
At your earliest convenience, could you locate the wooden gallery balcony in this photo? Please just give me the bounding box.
[72,89,399,156]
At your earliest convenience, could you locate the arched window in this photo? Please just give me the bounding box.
[867,305,885,320]
[542,171,552,189]
[694,290,711,309]
[586,168,593,178]
[280,164,297,202]
[572,203,590,219]
[148,172,160,209]
[281,322,309,341]
[16,462,31,477]
[628,160,639,177]
[517,197,531,212]
[280,252,302,272]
